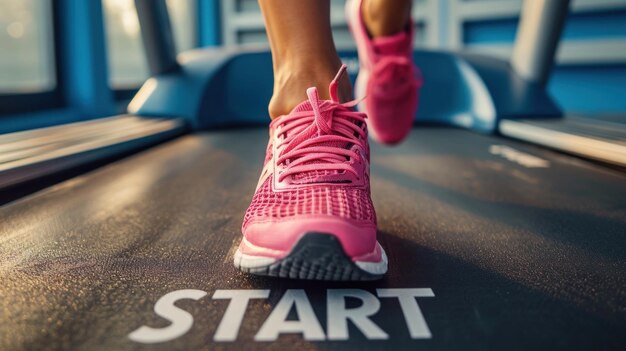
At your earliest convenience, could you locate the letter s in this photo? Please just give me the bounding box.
[128,289,207,344]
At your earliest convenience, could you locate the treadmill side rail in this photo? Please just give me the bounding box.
[0,115,186,192]
[500,117,626,167]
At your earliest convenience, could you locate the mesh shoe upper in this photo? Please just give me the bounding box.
[243,176,376,229]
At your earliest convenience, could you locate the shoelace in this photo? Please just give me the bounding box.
[371,56,421,99]
[272,65,367,183]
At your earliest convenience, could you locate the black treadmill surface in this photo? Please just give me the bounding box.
[1,128,625,350]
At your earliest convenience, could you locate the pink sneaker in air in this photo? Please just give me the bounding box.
[347,0,423,145]
[234,65,387,281]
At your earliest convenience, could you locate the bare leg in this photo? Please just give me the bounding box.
[259,0,352,119]
[362,0,412,38]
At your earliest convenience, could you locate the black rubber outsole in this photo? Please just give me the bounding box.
[238,232,384,281]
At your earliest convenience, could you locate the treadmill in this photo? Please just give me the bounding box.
[1,0,624,350]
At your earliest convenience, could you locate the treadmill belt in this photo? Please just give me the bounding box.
[1,128,624,350]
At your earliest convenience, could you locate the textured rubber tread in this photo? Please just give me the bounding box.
[239,233,383,281]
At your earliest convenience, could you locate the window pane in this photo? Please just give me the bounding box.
[167,0,195,53]
[104,0,195,89]
[0,0,55,93]
[103,0,149,88]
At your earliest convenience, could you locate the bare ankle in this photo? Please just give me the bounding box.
[268,62,352,119]
[362,0,411,38]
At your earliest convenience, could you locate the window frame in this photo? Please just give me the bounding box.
[113,87,140,100]
[0,0,65,115]
[0,0,203,116]
[104,0,199,97]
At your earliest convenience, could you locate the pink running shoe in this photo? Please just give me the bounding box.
[346,0,423,145]
[234,65,387,281]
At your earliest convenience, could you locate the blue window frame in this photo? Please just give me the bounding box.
[0,0,63,114]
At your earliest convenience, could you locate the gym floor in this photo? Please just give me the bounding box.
[1,127,625,350]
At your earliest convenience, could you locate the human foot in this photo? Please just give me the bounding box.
[347,0,422,145]
[235,65,387,280]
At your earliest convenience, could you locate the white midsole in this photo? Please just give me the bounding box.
[233,250,277,269]
[234,242,389,275]
[356,243,388,275]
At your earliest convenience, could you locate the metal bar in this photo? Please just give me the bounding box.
[511,0,571,85]
[57,0,114,115]
[134,0,180,75]
[198,0,221,47]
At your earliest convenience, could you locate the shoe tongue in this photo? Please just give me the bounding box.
[292,99,313,112]
[285,100,353,185]
[372,31,411,56]
[287,99,341,143]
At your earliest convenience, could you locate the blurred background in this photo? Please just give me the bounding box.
[2,4,626,350]
[0,0,625,117]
